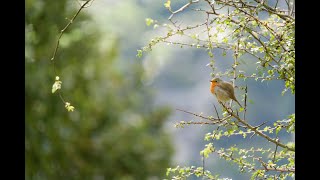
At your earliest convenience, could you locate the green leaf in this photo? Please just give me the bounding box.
[259,46,264,53]
[136,49,143,58]
[153,24,159,29]
[251,21,258,27]
[286,142,295,149]
[251,170,265,180]
[208,51,214,58]
[267,161,276,168]
[145,18,154,26]
[164,0,171,10]
[52,76,62,93]
[242,132,247,138]
[222,50,227,56]
[227,128,235,135]
[65,102,75,112]
[267,70,274,75]
[222,37,228,43]
[276,126,281,135]
[190,34,198,39]
[204,133,211,141]
[200,143,214,158]
[166,168,172,176]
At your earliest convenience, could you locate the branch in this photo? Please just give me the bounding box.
[220,103,294,152]
[168,0,200,21]
[51,0,92,62]
[264,167,295,173]
[234,5,290,56]
[50,0,93,109]
[176,121,220,126]
[233,0,294,21]
[213,104,220,120]
[254,0,294,20]
[272,138,279,163]
[206,0,284,67]
[257,158,295,173]
[176,108,230,122]
[230,38,240,107]
[215,149,256,172]
[243,85,247,120]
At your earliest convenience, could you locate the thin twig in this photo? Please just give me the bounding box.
[176,121,220,126]
[253,0,294,20]
[273,138,279,163]
[289,0,295,17]
[263,167,295,173]
[253,121,267,129]
[243,85,247,120]
[176,108,219,121]
[230,39,240,107]
[205,11,214,62]
[257,157,295,172]
[168,0,200,21]
[211,125,221,140]
[51,0,91,61]
[250,132,256,138]
[202,153,205,178]
[274,0,279,9]
[213,104,220,120]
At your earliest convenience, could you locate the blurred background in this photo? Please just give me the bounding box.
[25,0,294,179]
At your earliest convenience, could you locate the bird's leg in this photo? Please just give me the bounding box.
[226,103,233,112]
[229,100,233,108]
[224,102,229,109]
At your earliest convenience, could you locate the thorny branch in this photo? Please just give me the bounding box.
[176,108,231,122]
[257,157,295,173]
[175,105,294,151]
[220,103,294,152]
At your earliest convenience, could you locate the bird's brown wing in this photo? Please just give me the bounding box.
[224,83,242,107]
[221,82,242,107]
[221,82,236,100]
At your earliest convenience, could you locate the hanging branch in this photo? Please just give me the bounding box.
[51,0,92,62]
[50,0,94,112]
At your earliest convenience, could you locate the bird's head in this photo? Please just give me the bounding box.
[210,77,222,85]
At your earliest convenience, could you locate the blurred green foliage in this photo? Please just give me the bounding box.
[25,0,173,179]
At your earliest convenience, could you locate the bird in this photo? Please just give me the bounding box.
[210,77,242,107]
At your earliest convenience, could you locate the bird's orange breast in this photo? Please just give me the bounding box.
[210,82,217,94]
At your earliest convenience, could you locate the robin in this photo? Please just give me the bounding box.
[210,77,242,107]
